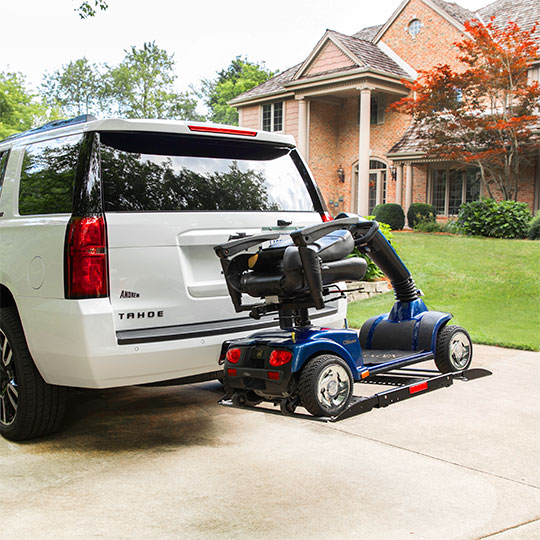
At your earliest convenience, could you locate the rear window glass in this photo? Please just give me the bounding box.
[99,132,316,212]
[19,134,83,215]
[0,151,9,197]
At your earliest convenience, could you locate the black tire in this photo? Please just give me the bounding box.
[435,324,473,373]
[298,354,353,417]
[0,307,67,441]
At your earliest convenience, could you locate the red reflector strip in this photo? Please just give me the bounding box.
[227,368,237,377]
[268,371,280,380]
[188,125,257,137]
[409,381,428,394]
[321,212,333,222]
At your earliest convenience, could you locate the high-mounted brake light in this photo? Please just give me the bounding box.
[188,125,257,137]
[321,212,333,222]
[269,350,292,367]
[226,348,242,364]
[65,216,108,299]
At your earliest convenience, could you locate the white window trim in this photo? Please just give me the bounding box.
[261,102,284,133]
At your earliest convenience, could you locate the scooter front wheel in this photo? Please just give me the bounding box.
[299,354,353,417]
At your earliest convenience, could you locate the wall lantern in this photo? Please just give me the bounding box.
[337,165,345,183]
[390,166,397,181]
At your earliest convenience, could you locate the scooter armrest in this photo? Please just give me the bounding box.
[290,217,359,247]
[214,232,281,259]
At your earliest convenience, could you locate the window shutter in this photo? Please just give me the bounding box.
[377,94,386,124]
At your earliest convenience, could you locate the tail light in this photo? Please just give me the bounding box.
[226,348,241,364]
[65,216,108,299]
[269,349,292,367]
[321,212,333,222]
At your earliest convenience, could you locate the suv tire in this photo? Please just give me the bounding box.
[0,307,66,441]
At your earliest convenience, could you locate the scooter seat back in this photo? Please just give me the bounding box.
[239,230,366,298]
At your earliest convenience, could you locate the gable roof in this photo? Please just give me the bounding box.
[352,25,383,41]
[477,0,540,40]
[229,64,300,104]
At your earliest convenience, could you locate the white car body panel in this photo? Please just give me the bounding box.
[0,118,346,389]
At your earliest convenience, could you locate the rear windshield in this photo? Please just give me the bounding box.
[99,132,317,212]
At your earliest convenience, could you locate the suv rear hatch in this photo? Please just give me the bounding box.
[98,130,332,344]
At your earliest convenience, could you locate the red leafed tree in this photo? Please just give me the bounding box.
[392,18,540,200]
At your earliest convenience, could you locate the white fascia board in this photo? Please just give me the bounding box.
[378,41,418,79]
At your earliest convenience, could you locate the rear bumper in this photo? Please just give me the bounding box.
[16,296,346,388]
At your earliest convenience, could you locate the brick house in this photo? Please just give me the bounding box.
[230,0,540,219]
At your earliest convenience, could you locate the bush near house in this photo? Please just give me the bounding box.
[407,202,436,228]
[457,199,532,239]
[373,203,405,230]
[528,212,540,240]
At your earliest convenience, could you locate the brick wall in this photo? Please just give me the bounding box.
[379,0,465,72]
[305,41,355,77]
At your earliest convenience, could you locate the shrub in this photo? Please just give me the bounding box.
[457,198,531,239]
[528,212,540,240]
[440,219,459,234]
[414,220,442,233]
[373,203,405,230]
[407,203,436,228]
[349,218,396,281]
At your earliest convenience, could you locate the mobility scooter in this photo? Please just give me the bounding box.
[214,215,490,420]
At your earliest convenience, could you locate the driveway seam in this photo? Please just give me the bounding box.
[327,425,540,490]
[474,516,540,538]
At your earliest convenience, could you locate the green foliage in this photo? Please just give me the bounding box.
[527,212,540,240]
[373,203,405,230]
[414,220,442,233]
[42,58,104,117]
[407,202,436,228]
[0,72,56,140]
[42,44,203,121]
[348,233,540,351]
[349,218,396,282]
[457,198,532,239]
[200,57,275,125]
[76,0,108,18]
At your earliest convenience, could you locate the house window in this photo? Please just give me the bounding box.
[431,167,481,216]
[370,95,385,125]
[408,19,422,37]
[262,102,283,132]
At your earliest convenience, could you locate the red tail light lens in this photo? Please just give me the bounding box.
[321,212,333,222]
[268,371,280,380]
[226,348,241,364]
[66,216,108,299]
[269,349,292,367]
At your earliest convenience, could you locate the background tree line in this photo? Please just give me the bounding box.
[0,42,275,139]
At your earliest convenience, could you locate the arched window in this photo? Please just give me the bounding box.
[352,159,388,214]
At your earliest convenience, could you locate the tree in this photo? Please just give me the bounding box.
[200,57,276,125]
[392,18,540,201]
[76,0,108,19]
[42,58,103,117]
[0,72,54,140]
[107,42,203,120]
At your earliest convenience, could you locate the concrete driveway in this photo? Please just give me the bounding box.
[1,344,539,540]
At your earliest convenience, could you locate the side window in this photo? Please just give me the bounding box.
[18,134,83,215]
[0,151,9,197]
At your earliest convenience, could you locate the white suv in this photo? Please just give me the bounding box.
[0,116,345,440]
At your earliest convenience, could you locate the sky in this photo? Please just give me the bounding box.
[3,0,491,96]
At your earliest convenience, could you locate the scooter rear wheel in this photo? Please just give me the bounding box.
[435,325,473,373]
[299,354,353,417]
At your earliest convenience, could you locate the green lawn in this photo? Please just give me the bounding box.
[347,233,540,351]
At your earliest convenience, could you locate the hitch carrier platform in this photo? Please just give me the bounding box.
[219,367,492,422]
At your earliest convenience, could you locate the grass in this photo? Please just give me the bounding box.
[347,233,540,351]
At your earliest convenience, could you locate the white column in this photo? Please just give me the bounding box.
[297,98,308,159]
[404,163,413,221]
[376,171,384,206]
[396,164,403,206]
[357,87,371,216]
